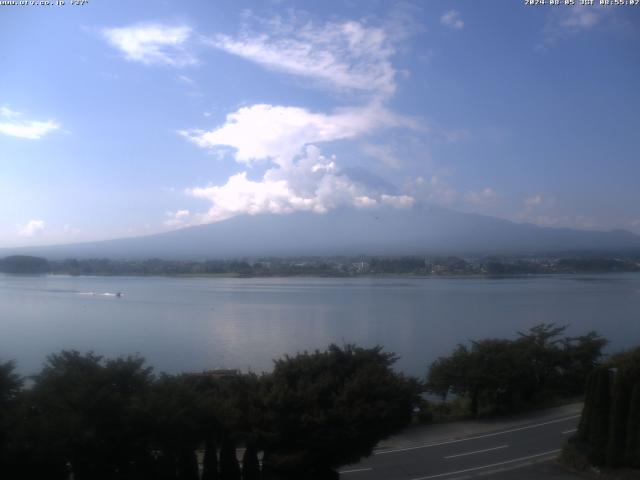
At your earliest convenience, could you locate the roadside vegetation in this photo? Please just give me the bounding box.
[0,345,421,480]
[426,324,607,418]
[0,325,627,479]
[562,346,640,474]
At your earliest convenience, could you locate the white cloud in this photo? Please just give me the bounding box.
[0,108,60,140]
[164,209,191,227]
[180,103,417,168]
[465,187,498,206]
[381,194,414,208]
[170,12,423,226]
[18,220,45,237]
[207,16,397,97]
[440,10,464,30]
[101,23,196,67]
[185,145,413,224]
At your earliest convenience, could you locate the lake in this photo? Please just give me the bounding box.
[1,273,639,376]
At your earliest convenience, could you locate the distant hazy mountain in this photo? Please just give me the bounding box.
[3,206,640,260]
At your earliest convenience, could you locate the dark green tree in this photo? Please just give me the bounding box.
[260,344,422,476]
[219,437,241,480]
[0,255,50,273]
[606,372,632,467]
[28,351,154,480]
[573,346,640,469]
[426,345,470,402]
[0,360,24,477]
[624,383,640,468]
[428,324,607,416]
[177,447,199,480]
[242,443,260,480]
[587,367,611,465]
[202,436,219,480]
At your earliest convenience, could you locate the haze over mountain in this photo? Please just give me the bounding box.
[3,206,639,260]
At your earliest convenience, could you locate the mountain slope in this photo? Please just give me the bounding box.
[3,206,640,259]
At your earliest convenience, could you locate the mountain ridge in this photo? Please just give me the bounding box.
[3,206,640,260]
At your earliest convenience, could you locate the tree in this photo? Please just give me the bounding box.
[624,383,640,468]
[28,351,154,480]
[574,346,640,468]
[426,345,471,402]
[0,255,50,274]
[559,331,608,396]
[0,360,24,477]
[606,372,632,467]
[260,344,422,476]
[242,443,260,480]
[219,437,241,480]
[427,324,607,416]
[202,436,219,480]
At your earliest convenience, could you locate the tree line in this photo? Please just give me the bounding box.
[2,254,639,277]
[0,325,615,479]
[0,345,421,480]
[426,324,608,416]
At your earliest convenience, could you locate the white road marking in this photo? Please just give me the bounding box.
[375,415,580,455]
[339,467,373,474]
[410,449,561,480]
[444,444,508,459]
[562,428,577,434]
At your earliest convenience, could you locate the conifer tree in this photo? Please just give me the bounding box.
[606,373,631,467]
[202,437,219,480]
[241,444,260,480]
[177,448,199,480]
[587,367,611,465]
[624,383,640,468]
[577,369,597,442]
[219,438,241,480]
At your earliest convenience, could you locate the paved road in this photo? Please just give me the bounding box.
[339,413,580,480]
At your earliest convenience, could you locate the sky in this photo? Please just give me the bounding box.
[1,0,639,248]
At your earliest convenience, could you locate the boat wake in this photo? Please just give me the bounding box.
[78,291,123,297]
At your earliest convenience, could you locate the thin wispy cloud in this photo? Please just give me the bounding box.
[0,106,21,118]
[465,187,498,207]
[406,175,459,207]
[0,107,60,140]
[560,5,600,29]
[440,10,464,30]
[177,74,195,85]
[539,5,608,47]
[206,15,398,97]
[361,143,402,169]
[101,23,196,67]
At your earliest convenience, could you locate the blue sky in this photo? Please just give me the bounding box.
[1,0,639,247]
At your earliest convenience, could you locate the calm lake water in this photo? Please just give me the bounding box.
[1,273,639,376]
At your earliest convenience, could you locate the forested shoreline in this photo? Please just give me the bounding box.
[1,254,639,277]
